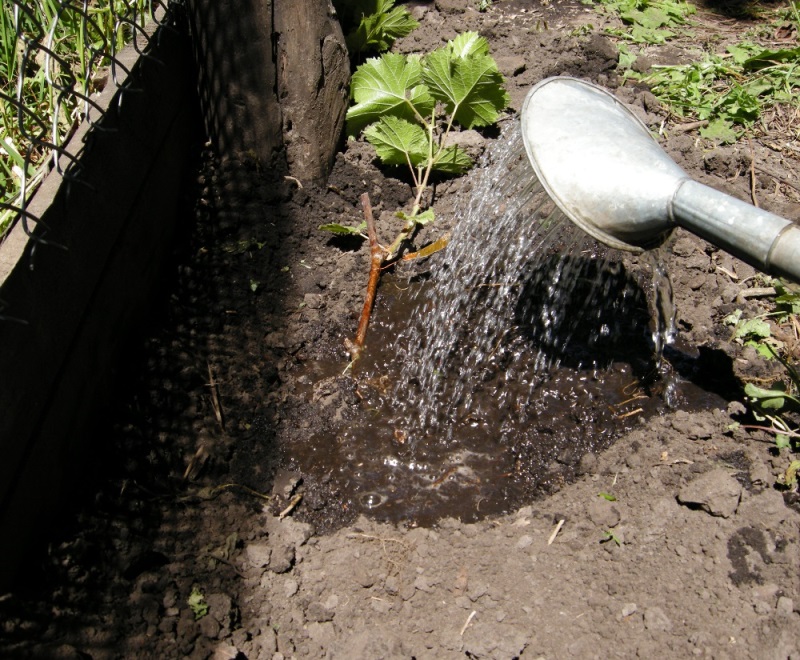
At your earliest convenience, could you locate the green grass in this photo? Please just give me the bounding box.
[0,0,152,238]
[586,0,800,144]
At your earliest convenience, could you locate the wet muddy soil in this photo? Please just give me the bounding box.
[2,1,800,658]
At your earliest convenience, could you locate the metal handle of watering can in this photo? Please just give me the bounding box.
[671,179,800,283]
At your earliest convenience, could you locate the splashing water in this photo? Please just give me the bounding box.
[389,126,653,438]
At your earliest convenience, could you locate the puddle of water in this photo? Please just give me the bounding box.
[284,125,690,525]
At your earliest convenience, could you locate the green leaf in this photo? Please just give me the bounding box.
[723,309,743,326]
[364,116,429,167]
[448,32,491,58]
[755,342,780,360]
[727,42,763,66]
[743,46,800,72]
[735,317,772,340]
[598,492,617,501]
[744,382,787,410]
[319,222,368,236]
[432,144,473,174]
[617,42,636,70]
[422,33,509,128]
[781,460,800,487]
[717,85,760,124]
[699,118,737,144]
[346,0,419,55]
[188,587,209,620]
[776,434,791,450]
[347,53,435,134]
[396,208,435,227]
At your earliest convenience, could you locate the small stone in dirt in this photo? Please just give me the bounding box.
[577,452,598,475]
[677,468,742,518]
[265,514,314,548]
[621,603,638,617]
[468,583,489,602]
[516,534,533,549]
[672,236,697,258]
[442,129,486,159]
[211,640,239,659]
[754,600,773,615]
[631,55,653,74]
[435,0,465,13]
[306,601,335,623]
[384,575,399,595]
[200,614,221,639]
[245,543,272,569]
[284,578,299,598]
[670,410,714,439]
[643,606,673,632]
[587,499,621,529]
[414,575,435,593]
[495,55,526,77]
[303,293,324,309]
[250,629,278,657]
[777,596,795,617]
[268,544,295,573]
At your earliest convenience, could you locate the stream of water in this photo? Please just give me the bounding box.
[390,128,662,437]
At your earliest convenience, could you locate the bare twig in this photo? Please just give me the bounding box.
[460,610,477,636]
[739,424,800,439]
[207,363,225,431]
[183,445,210,481]
[715,265,739,281]
[748,142,759,208]
[548,519,565,545]
[754,164,800,194]
[672,119,709,133]
[348,193,387,363]
[736,286,777,304]
[278,493,303,520]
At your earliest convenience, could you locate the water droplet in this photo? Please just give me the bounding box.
[359,492,387,509]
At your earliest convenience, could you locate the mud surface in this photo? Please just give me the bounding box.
[2,1,800,658]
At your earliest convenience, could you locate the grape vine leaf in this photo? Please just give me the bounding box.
[396,208,435,225]
[422,32,509,128]
[345,0,419,55]
[318,222,367,236]
[432,145,473,174]
[346,53,435,134]
[363,116,429,167]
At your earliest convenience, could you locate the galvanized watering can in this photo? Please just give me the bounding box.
[520,77,800,283]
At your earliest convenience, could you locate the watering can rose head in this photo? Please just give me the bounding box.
[520,77,800,284]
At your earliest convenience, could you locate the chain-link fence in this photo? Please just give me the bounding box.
[0,0,182,243]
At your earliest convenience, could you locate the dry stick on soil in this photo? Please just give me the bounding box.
[672,119,709,133]
[748,141,759,208]
[548,518,565,545]
[460,610,477,636]
[278,493,303,520]
[755,164,800,195]
[206,363,225,431]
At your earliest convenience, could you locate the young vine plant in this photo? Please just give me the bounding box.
[322,31,509,362]
[323,31,509,257]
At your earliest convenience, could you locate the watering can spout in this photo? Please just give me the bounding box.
[520,77,800,283]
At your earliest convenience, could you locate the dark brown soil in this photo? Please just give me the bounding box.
[2,1,800,658]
